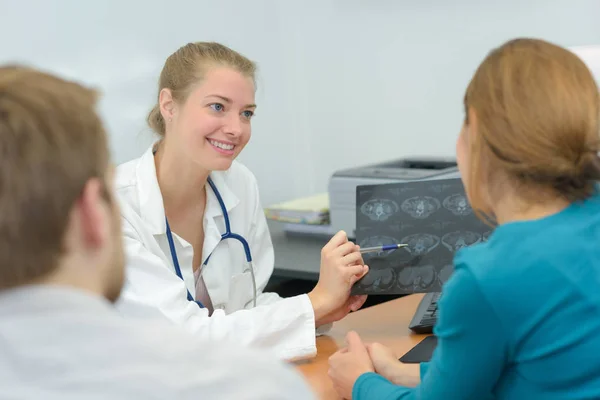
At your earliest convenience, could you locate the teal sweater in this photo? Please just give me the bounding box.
[354,192,600,399]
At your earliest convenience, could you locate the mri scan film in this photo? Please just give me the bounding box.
[352,178,492,295]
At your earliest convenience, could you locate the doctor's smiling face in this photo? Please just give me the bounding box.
[150,42,258,173]
[162,67,255,172]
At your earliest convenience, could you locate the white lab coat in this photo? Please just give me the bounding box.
[0,285,315,400]
[115,144,321,361]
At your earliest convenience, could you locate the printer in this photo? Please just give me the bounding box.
[328,158,460,238]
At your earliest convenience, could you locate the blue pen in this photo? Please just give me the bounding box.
[359,243,408,254]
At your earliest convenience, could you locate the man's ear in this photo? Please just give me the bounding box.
[159,88,176,122]
[77,178,108,248]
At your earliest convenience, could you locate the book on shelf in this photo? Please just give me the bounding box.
[264,193,329,225]
[282,222,334,237]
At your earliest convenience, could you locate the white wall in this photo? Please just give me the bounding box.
[1,0,599,205]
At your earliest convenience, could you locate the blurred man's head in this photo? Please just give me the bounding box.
[0,66,124,302]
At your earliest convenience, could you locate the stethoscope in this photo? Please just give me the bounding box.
[164,176,257,309]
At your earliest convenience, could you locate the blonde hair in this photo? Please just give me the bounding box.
[147,42,257,136]
[463,38,600,216]
[0,65,110,289]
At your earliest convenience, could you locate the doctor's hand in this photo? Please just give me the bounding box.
[328,331,374,399]
[315,294,368,327]
[308,230,368,327]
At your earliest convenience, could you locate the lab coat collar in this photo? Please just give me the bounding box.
[136,145,166,235]
[205,169,240,221]
[202,170,240,267]
[135,144,240,236]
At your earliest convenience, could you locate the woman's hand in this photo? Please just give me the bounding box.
[308,231,369,325]
[328,331,374,399]
[366,343,400,380]
[367,342,421,387]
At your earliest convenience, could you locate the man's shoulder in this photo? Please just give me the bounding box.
[61,312,315,398]
[1,317,314,399]
[112,319,315,399]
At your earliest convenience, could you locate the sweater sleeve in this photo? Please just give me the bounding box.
[352,265,507,400]
[419,362,430,379]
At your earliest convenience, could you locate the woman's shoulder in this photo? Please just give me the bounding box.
[115,157,141,190]
[115,145,155,191]
[113,150,151,219]
[452,233,534,292]
[453,207,600,293]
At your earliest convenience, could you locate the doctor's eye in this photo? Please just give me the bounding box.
[209,103,224,112]
[241,110,254,119]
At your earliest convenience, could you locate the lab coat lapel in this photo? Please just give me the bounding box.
[135,145,197,294]
[202,171,240,265]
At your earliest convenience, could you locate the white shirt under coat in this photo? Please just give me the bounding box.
[115,144,320,361]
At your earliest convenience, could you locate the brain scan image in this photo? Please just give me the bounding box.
[388,187,416,196]
[355,268,396,293]
[400,233,440,255]
[397,265,437,291]
[360,198,399,222]
[438,264,454,285]
[443,193,472,216]
[427,221,454,231]
[441,231,481,252]
[359,235,400,259]
[389,222,415,233]
[429,183,453,193]
[401,196,441,219]
[354,178,493,295]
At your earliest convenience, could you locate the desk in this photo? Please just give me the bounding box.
[296,293,428,399]
[269,221,329,281]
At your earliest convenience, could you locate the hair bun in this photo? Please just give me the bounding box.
[578,151,600,180]
[516,151,600,197]
[544,151,600,195]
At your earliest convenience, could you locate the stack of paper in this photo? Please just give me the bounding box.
[283,222,334,236]
[264,193,330,225]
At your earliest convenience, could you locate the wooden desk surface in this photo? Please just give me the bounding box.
[295,294,428,399]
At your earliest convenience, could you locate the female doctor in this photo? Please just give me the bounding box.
[115,41,368,361]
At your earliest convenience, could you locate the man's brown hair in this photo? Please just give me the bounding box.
[463,38,600,216]
[0,66,109,289]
